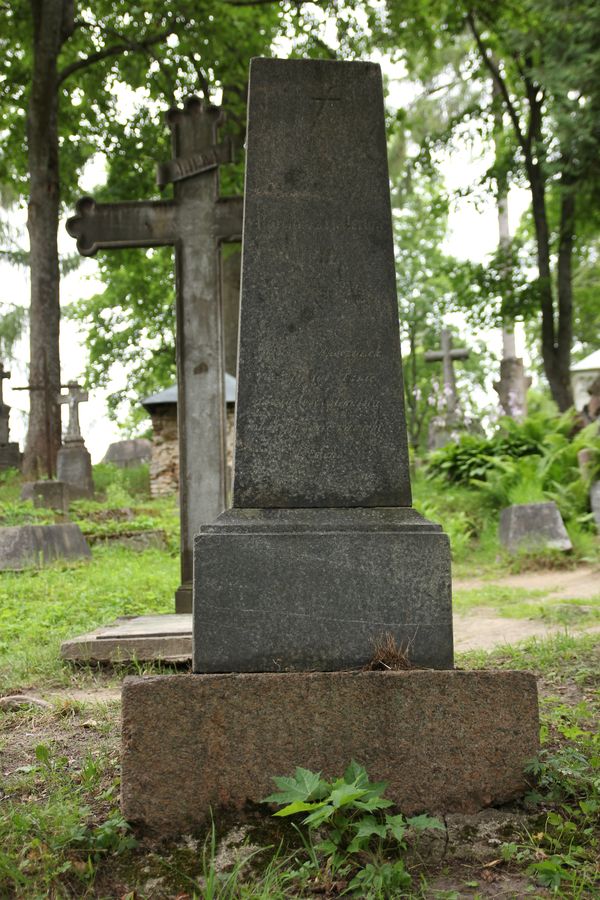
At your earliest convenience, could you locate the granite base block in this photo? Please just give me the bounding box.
[193,508,453,672]
[121,670,539,834]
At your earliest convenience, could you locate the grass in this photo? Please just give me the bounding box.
[0,468,599,896]
[0,633,598,898]
[0,545,179,693]
[453,584,600,625]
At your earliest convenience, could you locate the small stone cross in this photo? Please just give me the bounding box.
[0,362,10,406]
[424,328,469,416]
[58,382,88,442]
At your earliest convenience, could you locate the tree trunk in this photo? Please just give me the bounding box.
[527,161,572,411]
[23,1,74,477]
[555,177,575,409]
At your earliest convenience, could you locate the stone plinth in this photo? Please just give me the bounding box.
[32,480,69,512]
[57,441,94,499]
[499,502,572,554]
[121,670,539,834]
[194,508,452,672]
[0,523,90,569]
[0,442,21,470]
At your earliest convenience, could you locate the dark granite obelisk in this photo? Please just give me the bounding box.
[193,58,453,672]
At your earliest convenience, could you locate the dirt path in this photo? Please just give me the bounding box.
[454,564,600,599]
[454,611,600,652]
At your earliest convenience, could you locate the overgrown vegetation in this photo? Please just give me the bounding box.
[419,407,600,568]
[1,635,598,897]
[264,762,443,896]
[0,459,598,896]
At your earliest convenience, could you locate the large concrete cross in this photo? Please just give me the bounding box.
[58,382,88,442]
[67,99,242,612]
[424,328,469,416]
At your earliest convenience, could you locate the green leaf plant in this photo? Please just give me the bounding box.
[263,761,444,896]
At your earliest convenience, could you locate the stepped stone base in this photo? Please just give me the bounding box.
[121,669,539,835]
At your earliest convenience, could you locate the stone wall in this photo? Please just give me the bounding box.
[149,408,179,497]
[149,405,235,498]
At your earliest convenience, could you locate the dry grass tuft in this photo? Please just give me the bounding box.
[363,632,413,671]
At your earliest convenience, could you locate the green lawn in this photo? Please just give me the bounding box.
[0,468,598,897]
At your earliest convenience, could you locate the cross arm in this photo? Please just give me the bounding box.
[215,196,243,241]
[424,351,444,362]
[66,197,177,257]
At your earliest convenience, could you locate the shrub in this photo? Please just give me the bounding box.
[92,462,150,499]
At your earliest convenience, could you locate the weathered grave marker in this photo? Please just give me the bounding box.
[67,99,242,613]
[121,59,539,833]
[499,502,572,554]
[0,523,90,569]
[0,362,21,470]
[425,328,469,419]
[102,438,152,469]
[193,56,450,672]
[56,382,94,499]
[425,328,471,449]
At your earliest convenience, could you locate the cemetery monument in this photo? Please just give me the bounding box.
[0,362,21,470]
[425,328,470,449]
[121,59,539,833]
[67,99,242,613]
[56,382,94,499]
[500,502,572,554]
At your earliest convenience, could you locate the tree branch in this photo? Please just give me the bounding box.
[466,11,527,156]
[57,27,174,85]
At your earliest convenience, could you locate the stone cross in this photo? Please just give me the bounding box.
[193,59,453,673]
[66,99,242,613]
[0,362,10,407]
[58,382,88,442]
[424,328,469,416]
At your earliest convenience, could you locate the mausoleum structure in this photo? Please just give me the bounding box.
[141,376,236,498]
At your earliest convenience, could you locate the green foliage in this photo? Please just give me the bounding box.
[91,462,150,499]
[502,699,600,895]
[426,410,600,538]
[393,172,494,451]
[264,761,443,896]
[0,739,135,896]
[0,540,178,691]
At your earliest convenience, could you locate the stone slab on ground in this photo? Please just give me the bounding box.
[0,523,90,570]
[499,502,572,554]
[61,615,192,663]
[87,530,168,551]
[121,670,539,834]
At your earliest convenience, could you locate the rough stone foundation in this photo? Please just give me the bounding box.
[121,669,539,834]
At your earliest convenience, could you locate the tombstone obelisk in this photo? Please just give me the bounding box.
[193,58,453,672]
[121,59,539,834]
